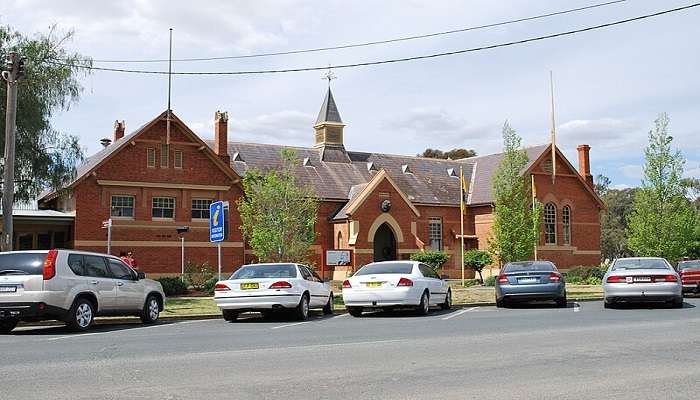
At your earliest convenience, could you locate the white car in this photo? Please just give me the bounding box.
[341,261,451,317]
[214,263,333,321]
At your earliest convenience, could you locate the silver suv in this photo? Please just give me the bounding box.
[0,250,165,333]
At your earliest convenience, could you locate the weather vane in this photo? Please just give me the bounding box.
[322,65,336,87]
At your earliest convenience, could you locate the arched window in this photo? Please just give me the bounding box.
[562,206,571,245]
[544,203,557,244]
[337,231,344,249]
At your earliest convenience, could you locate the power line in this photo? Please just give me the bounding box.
[48,2,700,76]
[87,0,628,63]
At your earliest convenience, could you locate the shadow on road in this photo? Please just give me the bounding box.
[226,311,334,324]
[351,307,455,319]
[12,320,183,336]
[605,302,695,310]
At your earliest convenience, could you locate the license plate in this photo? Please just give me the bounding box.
[633,277,651,283]
[240,283,259,290]
[0,286,17,293]
[518,278,538,284]
[365,282,383,288]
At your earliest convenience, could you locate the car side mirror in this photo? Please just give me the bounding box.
[137,272,146,280]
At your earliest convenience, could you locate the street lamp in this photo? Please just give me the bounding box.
[176,226,190,282]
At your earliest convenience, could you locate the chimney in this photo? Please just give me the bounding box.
[113,120,125,141]
[577,144,594,187]
[214,111,230,163]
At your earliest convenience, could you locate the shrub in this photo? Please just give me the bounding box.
[184,261,215,290]
[203,277,219,295]
[584,276,603,285]
[156,277,188,296]
[463,250,493,283]
[410,251,450,272]
[484,276,496,287]
[563,265,606,284]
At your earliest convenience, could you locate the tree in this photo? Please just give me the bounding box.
[488,122,542,264]
[410,250,449,272]
[463,250,493,283]
[419,148,476,160]
[595,174,636,261]
[238,148,318,264]
[0,25,91,202]
[627,113,696,264]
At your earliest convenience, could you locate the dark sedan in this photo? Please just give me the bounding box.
[495,261,567,308]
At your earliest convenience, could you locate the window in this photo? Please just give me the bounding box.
[108,258,135,280]
[84,256,109,278]
[160,144,169,168]
[562,206,571,245]
[147,148,156,168]
[337,232,344,249]
[152,197,175,219]
[428,217,442,251]
[504,261,557,273]
[191,199,212,219]
[0,251,49,275]
[111,195,134,218]
[419,264,439,279]
[67,254,84,276]
[544,203,557,244]
[174,150,183,168]
[299,266,313,281]
[354,262,413,276]
[230,264,297,279]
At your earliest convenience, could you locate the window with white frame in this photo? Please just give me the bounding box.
[191,199,212,219]
[428,217,443,251]
[544,203,557,244]
[562,206,571,245]
[152,197,175,219]
[110,195,134,218]
[160,144,169,168]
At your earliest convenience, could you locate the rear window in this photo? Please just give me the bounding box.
[354,262,413,276]
[678,261,700,271]
[503,262,556,273]
[230,264,297,280]
[0,252,49,275]
[613,258,669,270]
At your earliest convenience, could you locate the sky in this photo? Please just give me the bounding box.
[2,0,699,189]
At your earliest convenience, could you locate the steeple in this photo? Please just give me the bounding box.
[316,88,343,125]
[314,87,349,163]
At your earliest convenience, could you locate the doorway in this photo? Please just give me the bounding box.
[373,223,397,262]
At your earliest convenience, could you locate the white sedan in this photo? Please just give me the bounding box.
[214,263,333,321]
[341,261,451,317]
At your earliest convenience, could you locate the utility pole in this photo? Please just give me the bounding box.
[1,52,24,252]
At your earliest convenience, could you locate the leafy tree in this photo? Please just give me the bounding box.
[419,148,477,160]
[595,174,636,261]
[488,122,543,264]
[0,25,91,202]
[463,250,493,283]
[410,250,449,272]
[627,113,696,264]
[238,148,318,263]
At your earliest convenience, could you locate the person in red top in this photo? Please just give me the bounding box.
[125,251,139,271]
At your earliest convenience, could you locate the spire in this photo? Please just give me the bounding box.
[316,87,343,125]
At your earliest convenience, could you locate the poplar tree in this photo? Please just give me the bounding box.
[488,122,542,264]
[627,113,696,263]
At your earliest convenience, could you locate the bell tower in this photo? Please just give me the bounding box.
[314,86,350,162]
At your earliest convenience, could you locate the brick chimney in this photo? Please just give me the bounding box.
[114,120,125,141]
[214,111,230,163]
[577,144,594,187]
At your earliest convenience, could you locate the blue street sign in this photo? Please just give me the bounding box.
[209,201,225,242]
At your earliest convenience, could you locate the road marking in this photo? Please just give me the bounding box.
[271,321,309,330]
[195,339,407,357]
[45,320,207,341]
[573,302,581,312]
[331,313,349,319]
[442,307,478,320]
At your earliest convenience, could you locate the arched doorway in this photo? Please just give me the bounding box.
[373,223,397,262]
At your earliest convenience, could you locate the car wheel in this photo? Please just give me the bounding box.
[496,297,505,308]
[603,300,614,309]
[222,309,239,322]
[416,291,430,316]
[323,293,334,315]
[672,297,684,309]
[440,290,452,310]
[261,310,273,319]
[556,296,567,308]
[294,294,310,321]
[140,295,160,324]
[66,298,95,332]
[347,307,363,317]
[0,318,18,334]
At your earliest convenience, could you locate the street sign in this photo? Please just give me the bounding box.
[209,201,225,242]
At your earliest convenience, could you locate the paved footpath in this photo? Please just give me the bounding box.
[2,299,700,400]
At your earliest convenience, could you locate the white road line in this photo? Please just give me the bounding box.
[441,307,478,320]
[45,320,205,341]
[271,321,310,330]
[331,313,349,319]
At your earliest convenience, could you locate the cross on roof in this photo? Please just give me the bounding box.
[322,66,336,87]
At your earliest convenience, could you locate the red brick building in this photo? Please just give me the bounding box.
[39,89,603,278]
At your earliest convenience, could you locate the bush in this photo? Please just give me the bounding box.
[184,261,215,290]
[203,277,219,295]
[410,251,450,272]
[156,277,188,296]
[563,265,607,284]
[484,276,496,287]
[584,276,603,285]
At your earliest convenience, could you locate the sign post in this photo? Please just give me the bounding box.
[209,201,227,280]
[102,218,113,254]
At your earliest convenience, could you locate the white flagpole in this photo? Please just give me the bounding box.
[166,28,173,145]
[550,71,556,184]
[460,165,465,286]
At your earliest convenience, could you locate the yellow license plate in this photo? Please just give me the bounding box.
[240,283,259,290]
[365,282,382,288]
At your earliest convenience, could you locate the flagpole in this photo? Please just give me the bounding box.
[166,28,173,145]
[550,71,556,184]
[531,174,538,261]
[460,165,465,286]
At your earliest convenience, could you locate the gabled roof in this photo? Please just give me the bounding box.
[315,88,343,125]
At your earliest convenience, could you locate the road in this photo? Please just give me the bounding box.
[2,299,700,400]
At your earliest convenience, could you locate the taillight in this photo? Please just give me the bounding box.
[214,283,230,291]
[269,281,292,289]
[497,274,508,284]
[43,249,58,280]
[342,280,351,288]
[397,277,413,287]
[654,274,678,283]
[607,275,625,283]
[549,272,562,282]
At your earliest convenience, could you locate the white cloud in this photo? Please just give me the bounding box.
[611,183,632,190]
[557,118,643,158]
[620,164,643,180]
[684,160,700,179]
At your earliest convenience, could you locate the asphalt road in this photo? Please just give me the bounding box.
[2,298,700,400]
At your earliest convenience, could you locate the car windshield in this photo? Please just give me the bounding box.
[0,252,49,275]
[678,261,700,271]
[230,264,297,279]
[503,262,555,273]
[613,258,669,270]
[354,262,413,276]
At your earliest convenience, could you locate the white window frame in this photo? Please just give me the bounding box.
[544,203,557,245]
[562,205,571,246]
[428,217,443,251]
[160,144,169,168]
[174,149,183,169]
[110,195,135,219]
[152,197,175,219]
[191,199,212,220]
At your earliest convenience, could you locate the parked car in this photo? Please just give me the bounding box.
[341,261,451,317]
[214,263,333,321]
[0,250,165,333]
[495,261,567,308]
[678,260,700,295]
[603,257,683,308]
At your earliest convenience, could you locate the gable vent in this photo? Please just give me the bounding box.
[447,168,458,177]
[232,152,244,162]
[367,162,378,172]
[401,164,413,174]
[303,157,313,167]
